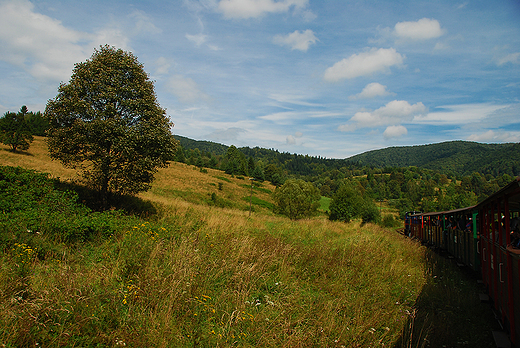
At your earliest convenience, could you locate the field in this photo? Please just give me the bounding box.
[0,138,499,347]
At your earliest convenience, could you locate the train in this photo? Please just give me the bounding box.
[404,177,520,347]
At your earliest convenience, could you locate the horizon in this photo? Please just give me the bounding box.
[0,0,519,158]
[173,134,518,160]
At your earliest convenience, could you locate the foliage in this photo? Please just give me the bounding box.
[272,178,320,220]
[174,136,518,202]
[379,214,400,228]
[329,183,364,223]
[360,197,381,224]
[25,110,49,136]
[349,140,520,178]
[45,45,177,208]
[0,166,125,247]
[0,106,34,152]
[222,145,249,176]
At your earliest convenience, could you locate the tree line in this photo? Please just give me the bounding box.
[0,106,49,152]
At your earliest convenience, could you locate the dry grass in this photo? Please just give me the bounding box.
[0,138,496,347]
[1,137,275,215]
[0,136,78,180]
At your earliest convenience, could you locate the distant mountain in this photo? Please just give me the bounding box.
[348,141,520,177]
[173,135,520,178]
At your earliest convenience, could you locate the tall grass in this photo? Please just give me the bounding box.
[1,180,427,346]
[0,140,498,347]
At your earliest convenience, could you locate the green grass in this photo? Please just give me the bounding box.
[318,196,331,212]
[242,195,275,210]
[0,155,498,347]
[239,183,273,194]
[214,175,232,183]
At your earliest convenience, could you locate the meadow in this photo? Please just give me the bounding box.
[0,137,498,347]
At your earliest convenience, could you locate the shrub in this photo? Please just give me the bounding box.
[0,165,124,245]
[273,179,320,220]
[360,198,381,224]
[380,214,400,228]
[328,183,363,223]
[329,183,380,224]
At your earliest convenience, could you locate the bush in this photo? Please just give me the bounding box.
[273,179,320,220]
[329,183,380,224]
[360,198,381,224]
[328,184,363,223]
[380,214,400,228]
[0,166,124,245]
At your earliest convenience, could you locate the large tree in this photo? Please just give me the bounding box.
[0,106,34,152]
[45,45,177,207]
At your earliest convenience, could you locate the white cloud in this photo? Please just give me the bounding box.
[339,100,427,131]
[286,131,303,144]
[348,82,394,100]
[154,57,172,76]
[217,0,309,19]
[467,130,520,143]
[434,42,449,51]
[273,29,317,52]
[128,10,162,36]
[91,27,131,51]
[413,103,510,125]
[323,48,404,82]
[166,75,209,104]
[497,52,520,66]
[0,0,89,82]
[0,0,138,84]
[384,125,408,139]
[186,33,208,46]
[337,123,357,132]
[394,18,445,41]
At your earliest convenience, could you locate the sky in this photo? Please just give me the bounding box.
[0,0,519,159]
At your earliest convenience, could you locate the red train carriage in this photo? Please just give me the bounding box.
[478,177,520,347]
[442,206,480,272]
[402,177,520,346]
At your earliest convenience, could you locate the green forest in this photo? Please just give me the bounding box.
[173,135,519,215]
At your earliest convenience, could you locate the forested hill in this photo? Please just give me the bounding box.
[348,141,520,177]
[173,135,520,178]
[173,135,229,156]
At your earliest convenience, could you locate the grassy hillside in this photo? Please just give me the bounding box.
[0,139,498,347]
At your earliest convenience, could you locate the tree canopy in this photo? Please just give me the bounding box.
[273,179,320,220]
[0,106,34,152]
[328,182,380,224]
[45,45,177,207]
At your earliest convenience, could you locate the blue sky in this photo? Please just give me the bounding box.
[0,0,519,158]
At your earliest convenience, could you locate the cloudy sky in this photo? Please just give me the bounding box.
[1,0,519,158]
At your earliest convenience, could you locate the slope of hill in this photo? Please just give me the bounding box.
[173,134,229,156]
[348,141,520,176]
[0,136,499,347]
[173,135,519,177]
